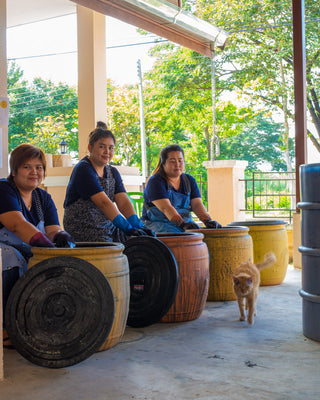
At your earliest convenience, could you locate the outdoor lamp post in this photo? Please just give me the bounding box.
[59,139,68,154]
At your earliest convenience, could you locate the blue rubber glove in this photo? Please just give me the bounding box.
[127,215,156,237]
[127,214,144,229]
[112,214,134,234]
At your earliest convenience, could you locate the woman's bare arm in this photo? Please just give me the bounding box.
[152,198,183,223]
[0,211,40,243]
[90,191,120,221]
[114,192,136,218]
[190,197,211,221]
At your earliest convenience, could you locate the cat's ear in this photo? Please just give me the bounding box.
[233,276,239,285]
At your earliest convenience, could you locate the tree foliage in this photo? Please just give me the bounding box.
[193,0,320,156]
[107,81,141,166]
[143,45,256,176]
[220,113,295,172]
[8,61,78,155]
[6,0,319,176]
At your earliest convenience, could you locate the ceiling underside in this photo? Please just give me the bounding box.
[6,0,76,27]
[7,0,228,57]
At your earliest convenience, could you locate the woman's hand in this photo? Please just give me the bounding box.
[53,230,76,248]
[179,221,200,231]
[29,232,54,247]
[152,198,183,222]
[139,227,157,237]
[190,198,222,229]
[203,220,222,229]
[127,214,156,237]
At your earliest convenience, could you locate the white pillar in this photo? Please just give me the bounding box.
[0,248,2,381]
[77,5,107,159]
[0,0,6,381]
[0,0,8,179]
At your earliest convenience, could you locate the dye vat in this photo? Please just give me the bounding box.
[228,220,289,286]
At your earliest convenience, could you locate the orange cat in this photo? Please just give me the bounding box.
[232,252,276,325]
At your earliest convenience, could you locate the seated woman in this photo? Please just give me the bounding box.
[63,123,154,243]
[1,144,74,347]
[141,144,222,233]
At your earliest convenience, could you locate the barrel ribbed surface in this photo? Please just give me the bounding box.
[298,163,320,341]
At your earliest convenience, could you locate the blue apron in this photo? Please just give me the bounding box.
[144,174,196,233]
[0,188,45,275]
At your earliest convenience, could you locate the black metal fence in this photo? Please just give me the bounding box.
[193,174,208,208]
[240,171,296,224]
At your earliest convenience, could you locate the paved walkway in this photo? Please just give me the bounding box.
[1,266,320,400]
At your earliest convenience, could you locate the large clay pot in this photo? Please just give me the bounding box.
[28,242,130,351]
[228,220,289,286]
[191,227,253,301]
[156,232,209,323]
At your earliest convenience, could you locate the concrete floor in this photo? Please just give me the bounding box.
[1,265,320,400]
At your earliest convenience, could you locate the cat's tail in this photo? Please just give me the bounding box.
[256,252,276,271]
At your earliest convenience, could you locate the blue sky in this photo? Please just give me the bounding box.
[7,14,160,86]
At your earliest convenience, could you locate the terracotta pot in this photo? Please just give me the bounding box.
[156,232,209,323]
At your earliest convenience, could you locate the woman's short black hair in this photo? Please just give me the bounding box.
[8,144,47,182]
[88,122,116,146]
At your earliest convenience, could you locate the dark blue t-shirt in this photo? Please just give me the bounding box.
[0,179,59,228]
[141,173,201,219]
[64,156,126,208]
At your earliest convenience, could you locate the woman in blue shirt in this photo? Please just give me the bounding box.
[63,123,154,243]
[1,144,74,347]
[142,144,222,233]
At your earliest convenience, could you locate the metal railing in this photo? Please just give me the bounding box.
[193,174,208,208]
[240,171,296,225]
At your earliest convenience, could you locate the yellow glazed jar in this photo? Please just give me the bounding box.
[28,243,130,351]
[191,227,253,301]
[229,220,289,286]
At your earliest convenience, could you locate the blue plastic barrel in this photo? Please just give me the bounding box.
[298,163,320,341]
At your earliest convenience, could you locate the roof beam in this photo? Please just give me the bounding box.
[70,0,228,57]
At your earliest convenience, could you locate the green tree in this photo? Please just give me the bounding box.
[107,81,141,166]
[7,61,78,154]
[142,44,256,176]
[219,113,295,172]
[27,114,78,155]
[193,0,320,158]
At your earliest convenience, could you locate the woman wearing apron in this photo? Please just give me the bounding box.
[141,144,222,233]
[63,123,155,243]
[1,144,75,347]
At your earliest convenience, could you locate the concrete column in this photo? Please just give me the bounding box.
[204,160,248,226]
[0,0,8,179]
[77,5,107,159]
[0,248,3,381]
[0,0,6,381]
